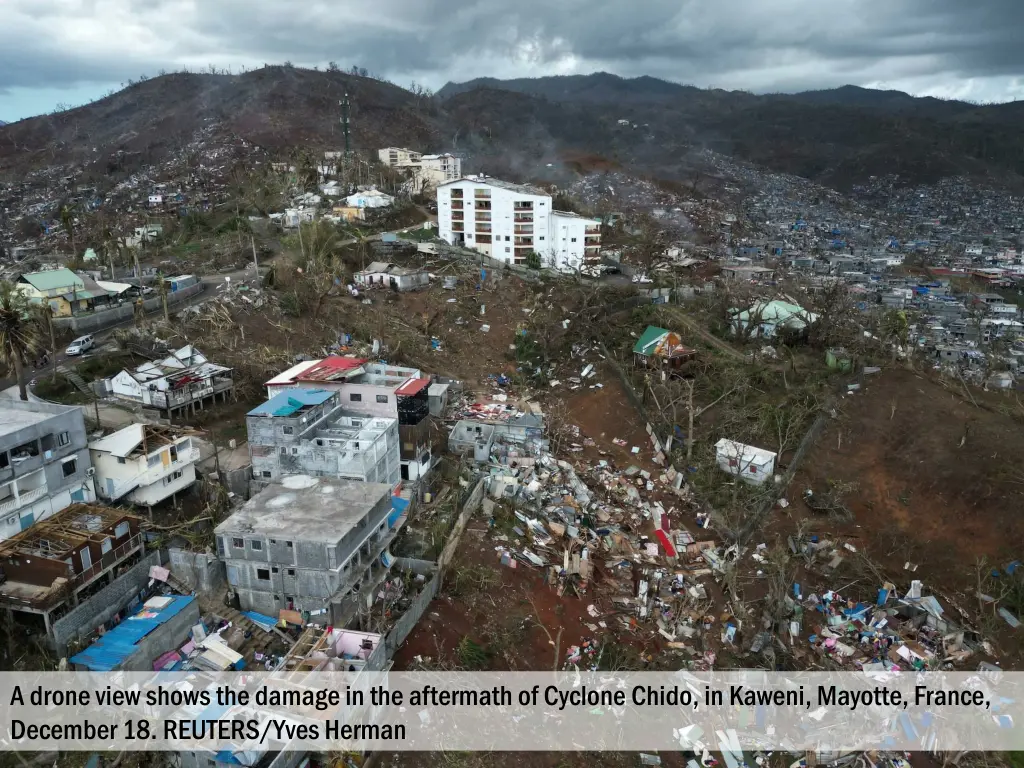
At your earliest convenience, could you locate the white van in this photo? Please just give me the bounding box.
[66,335,95,356]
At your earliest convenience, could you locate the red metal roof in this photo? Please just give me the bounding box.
[395,377,430,397]
[297,356,368,382]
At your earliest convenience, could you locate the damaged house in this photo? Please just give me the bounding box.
[104,345,235,420]
[353,262,430,292]
[0,504,145,643]
[89,424,198,510]
[730,299,818,340]
[633,325,697,370]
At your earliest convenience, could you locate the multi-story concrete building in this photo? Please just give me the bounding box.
[378,147,461,192]
[436,176,601,273]
[89,424,198,510]
[265,358,434,482]
[0,400,96,540]
[246,389,400,487]
[215,477,402,624]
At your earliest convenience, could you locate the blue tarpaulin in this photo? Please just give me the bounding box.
[70,596,197,671]
[389,496,410,528]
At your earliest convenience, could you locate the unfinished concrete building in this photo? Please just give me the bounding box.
[0,400,96,541]
[264,361,434,483]
[215,477,402,625]
[0,504,144,641]
[246,389,400,487]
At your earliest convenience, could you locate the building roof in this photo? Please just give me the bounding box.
[89,423,185,458]
[550,210,600,224]
[123,345,229,385]
[395,377,431,397]
[216,477,393,544]
[439,176,549,197]
[632,326,695,358]
[248,388,336,417]
[0,399,78,436]
[18,268,82,292]
[732,300,819,329]
[70,595,197,671]
[265,359,319,387]
[297,356,369,382]
[0,504,141,561]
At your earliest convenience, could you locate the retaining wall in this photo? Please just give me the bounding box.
[52,550,163,656]
[53,283,205,334]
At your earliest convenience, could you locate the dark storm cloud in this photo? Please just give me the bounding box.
[3,0,1024,110]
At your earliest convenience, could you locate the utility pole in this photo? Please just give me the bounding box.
[340,94,351,190]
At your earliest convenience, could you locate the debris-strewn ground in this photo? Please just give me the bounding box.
[780,368,1024,663]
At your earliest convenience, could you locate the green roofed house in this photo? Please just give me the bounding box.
[16,268,111,317]
[633,325,697,370]
[730,300,818,340]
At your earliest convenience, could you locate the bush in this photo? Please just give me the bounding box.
[525,251,542,270]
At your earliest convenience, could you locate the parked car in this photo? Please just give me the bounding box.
[66,335,95,356]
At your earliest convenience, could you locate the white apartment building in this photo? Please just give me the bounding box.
[89,424,197,509]
[378,147,461,193]
[436,176,601,273]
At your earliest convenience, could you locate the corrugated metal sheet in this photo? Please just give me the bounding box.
[70,595,196,671]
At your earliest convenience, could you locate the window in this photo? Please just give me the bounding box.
[350,393,362,402]
[539,236,545,241]
[250,540,263,551]
[62,457,77,478]
[287,569,295,576]
[148,454,161,467]
[117,457,126,464]
[163,469,183,485]
[57,432,70,447]
[504,236,510,241]
[571,237,577,243]
[115,521,130,539]
[169,445,178,463]
[282,426,293,435]
[257,568,270,581]
[262,471,271,478]
[232,538,244,549]
[376,394,388,404]
[272,567,279,574]
[286,541,293,548]
[505,247,510,253]
[291,447,298,455]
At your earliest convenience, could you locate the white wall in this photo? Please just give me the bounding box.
[130,462,196,506]
[438,179,550,266]
[549,213,599,272]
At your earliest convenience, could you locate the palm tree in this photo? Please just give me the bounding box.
[0,280,41,401]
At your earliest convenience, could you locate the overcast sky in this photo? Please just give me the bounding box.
[3,0,1024,122]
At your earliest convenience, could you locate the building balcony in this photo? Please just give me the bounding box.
[514,237,533,246]
[513,204,533,211]
[452,223,464,233]
[474,201,492,210]
[585,227,601,235]
[475,225,492,233]
[150,377,233,409]
[474,213,491,221]
[75,534,144,591]
[450,212,465,221]
[514,226,533,235]
[0,486,46,516]
[473,190,491,199]
[450,190,464,199]
[514,215,534,223]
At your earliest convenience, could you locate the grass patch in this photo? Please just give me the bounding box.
[33,375,89,405]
